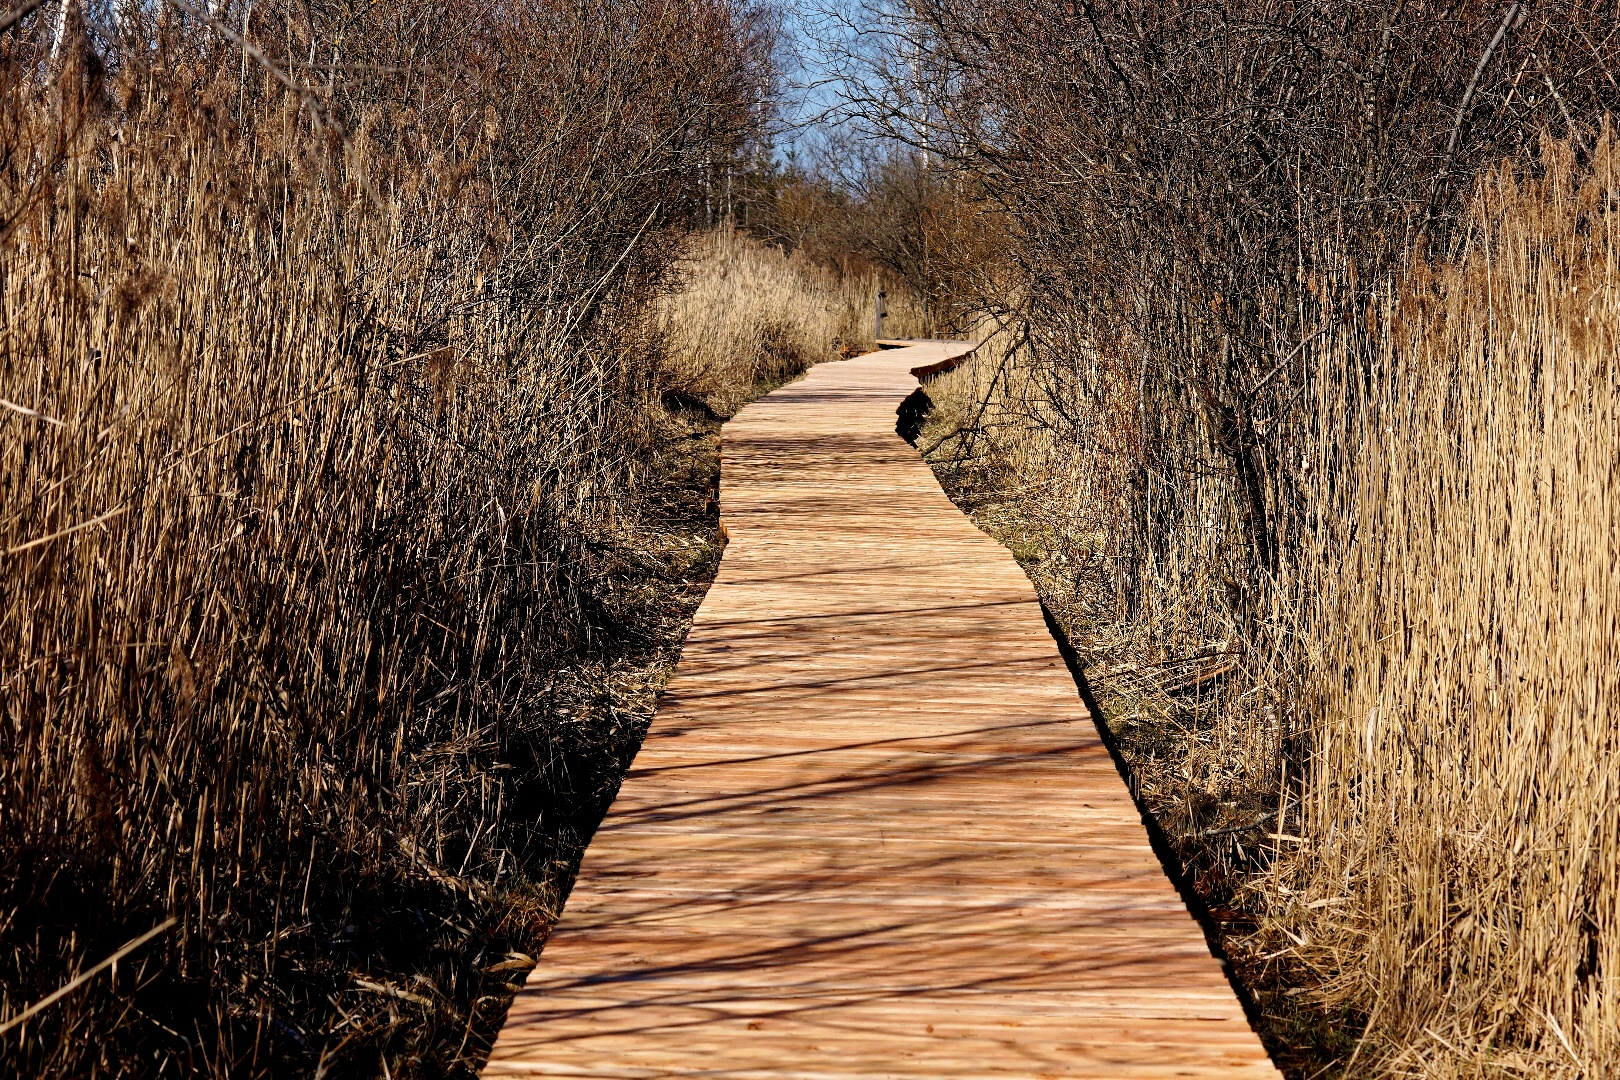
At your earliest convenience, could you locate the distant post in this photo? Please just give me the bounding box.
[875,290,888,341]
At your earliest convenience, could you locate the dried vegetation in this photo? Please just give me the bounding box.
[1290,142,1620,1076]
[657,227,918,416]
[0,1,797,1075]
[891,1,1620,1074]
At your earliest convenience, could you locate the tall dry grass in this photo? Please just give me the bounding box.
[921,136,1620,1076]
[658,227,920,414]
[1283,137,1620,1076]
[0,4,771,1075]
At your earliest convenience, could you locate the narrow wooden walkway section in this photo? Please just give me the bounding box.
[485,345,1279,1078]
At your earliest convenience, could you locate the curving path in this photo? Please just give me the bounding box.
[484,344,1280,1078]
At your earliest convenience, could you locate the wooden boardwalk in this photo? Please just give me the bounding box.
[485,344,1279,1078]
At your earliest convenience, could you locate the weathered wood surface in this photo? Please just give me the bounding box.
[484,343,1280,1078]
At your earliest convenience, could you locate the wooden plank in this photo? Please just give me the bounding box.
[484,344,1279,1078]
[874,337,977,379]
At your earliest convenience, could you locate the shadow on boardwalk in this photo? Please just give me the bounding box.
[484,345,1279,1078]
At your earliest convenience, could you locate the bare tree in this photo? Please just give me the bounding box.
[850,0,1618,608]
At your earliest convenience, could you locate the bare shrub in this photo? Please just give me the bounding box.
[924,135,1620,1074]
[895,0,1618,605]
[739,144,1002,337]
[831,155,1003,336]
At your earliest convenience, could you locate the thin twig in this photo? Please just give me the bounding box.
[0,397,65,427]
[0,919,177,1036]
[0,0,47,36]
[1249,327,1331,396]
[1540,69,1591,158]
[1420,3,1522,243]
[1445,4,1522,163]
[163,0,309,97]
[5,505,130,557]
[1198,810,1276,838]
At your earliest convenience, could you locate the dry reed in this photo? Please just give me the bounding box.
[0,4,773,1075]
[657,226,919,415]
[1281,136,1620,1077]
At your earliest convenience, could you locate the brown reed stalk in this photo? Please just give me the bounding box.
[1282,133,1620,1077]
